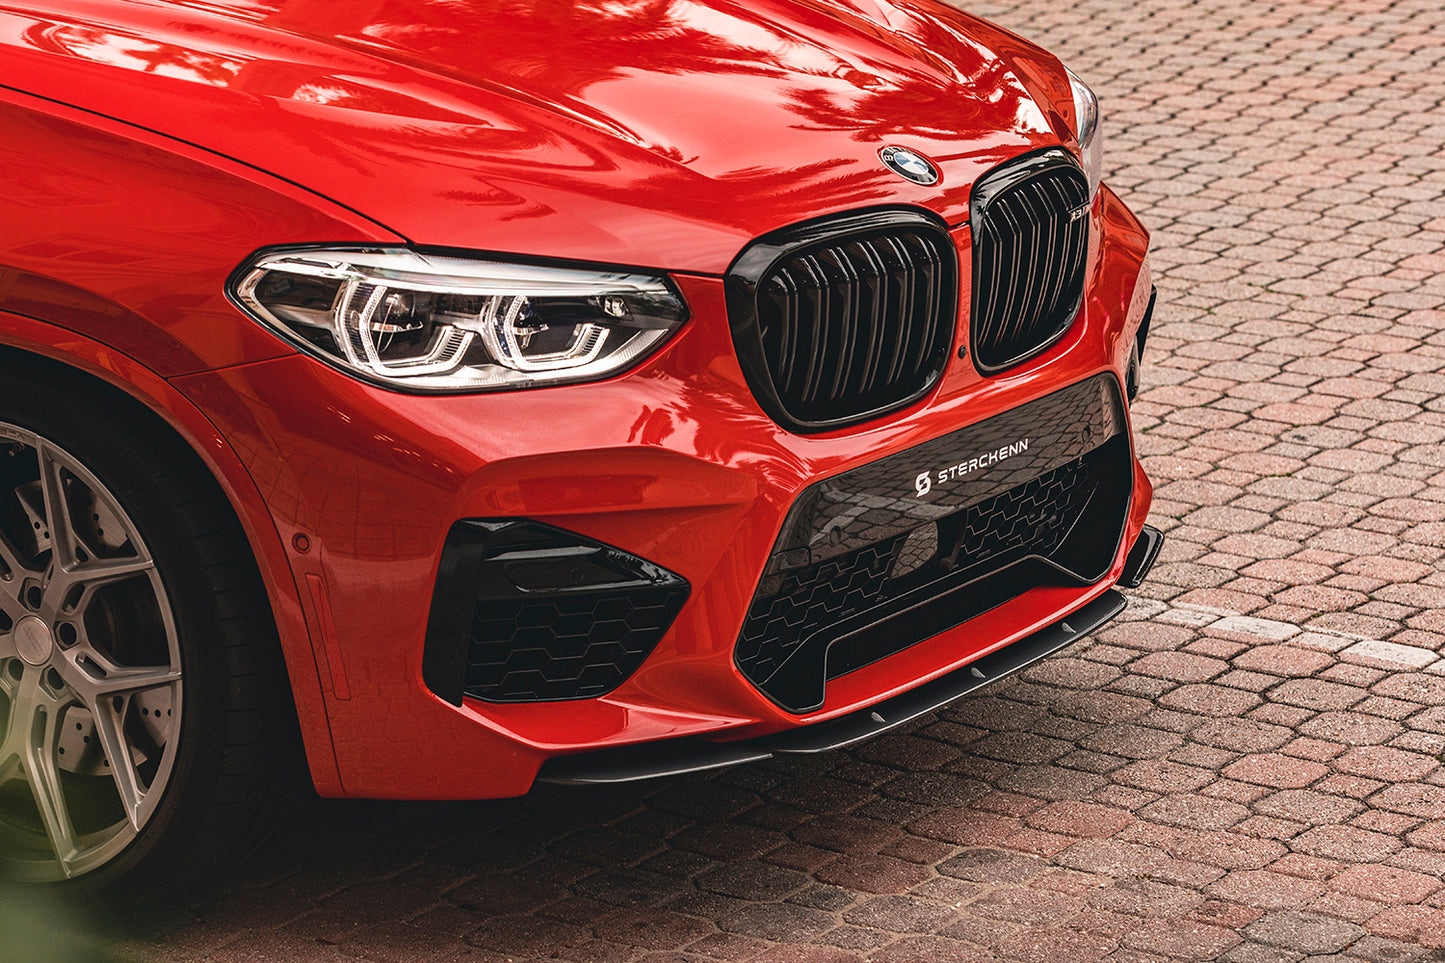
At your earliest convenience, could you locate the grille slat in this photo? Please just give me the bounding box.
[906,234,940,373]
[971,150,1091,373]
[766,270,799,395]
[828,248,859,402]
[851,241,887,397]
[727,211,957,432]
[799,257,825,403]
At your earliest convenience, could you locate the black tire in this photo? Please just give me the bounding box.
[0,364,296,886]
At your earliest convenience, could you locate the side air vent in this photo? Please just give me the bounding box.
[727,209,958,433]
[970,148,1092,373]
[423,520,689,704]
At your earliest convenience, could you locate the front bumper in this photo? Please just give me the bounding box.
[171,186,1155,800]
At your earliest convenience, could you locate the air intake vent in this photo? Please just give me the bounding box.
[727,210,958,433]
[970,149,1091,373]
[423,520,689,704]
[733,374,1131,713]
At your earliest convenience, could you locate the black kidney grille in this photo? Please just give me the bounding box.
[728,211,958,433]
[971,153,1091,372]
[760,231,950,421]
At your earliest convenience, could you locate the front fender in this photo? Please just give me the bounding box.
[0,312,345,796]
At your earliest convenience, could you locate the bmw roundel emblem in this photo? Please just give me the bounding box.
[879,146,940,186]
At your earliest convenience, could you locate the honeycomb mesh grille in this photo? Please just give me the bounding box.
[971,154,1091,372]
[731,375,1132,713]
[423,519,689,705]
[465,586,689,702]
[735,455,1098,698]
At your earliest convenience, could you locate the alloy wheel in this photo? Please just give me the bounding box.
[0,423,183,881]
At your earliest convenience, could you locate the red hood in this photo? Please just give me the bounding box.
[1,0,1078,273]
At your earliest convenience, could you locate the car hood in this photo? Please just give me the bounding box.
[2,0,1079,273]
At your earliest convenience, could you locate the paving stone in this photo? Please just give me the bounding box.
[718,904,835,943]
[1335,747,1439,782]
[1291,825,1403,863]
[992,925,1117,963]
[865,936,992,963]
[1137,794,1249,832]
[841,895,957,933]
[1254,790,1363,827]
[1364,906,1445,951]
[1328,865,1441,906]
[1269,679,1367,712]
[1120,920,1242,960]
[936,848,1049,884]
[1243,911,1365,955]
[1222,755,1329,789]
[1205,871,1327,912]
[1024,802,1137,839]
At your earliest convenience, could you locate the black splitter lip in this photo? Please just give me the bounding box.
[539,588,1130,785]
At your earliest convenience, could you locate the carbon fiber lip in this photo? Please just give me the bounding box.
[537,589,1127,785]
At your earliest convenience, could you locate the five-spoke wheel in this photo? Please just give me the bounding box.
[0,426,184,880]
[1,367,294,888]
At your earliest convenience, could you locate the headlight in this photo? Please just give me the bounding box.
[230,248,687,392]
[1065,66,1102,199]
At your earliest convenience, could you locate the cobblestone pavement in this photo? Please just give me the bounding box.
[55,0,1445,960]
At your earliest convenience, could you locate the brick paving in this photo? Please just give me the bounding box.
[61,0,1445,959]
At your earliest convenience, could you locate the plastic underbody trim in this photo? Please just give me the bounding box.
[538,588,1129,785]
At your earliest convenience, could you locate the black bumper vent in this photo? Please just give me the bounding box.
[735,375,1132,713]
[423,520,689,704]
[970,149,1092,373]
[727,209,958,433]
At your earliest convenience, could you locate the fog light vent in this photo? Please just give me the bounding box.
[423,520,689,704]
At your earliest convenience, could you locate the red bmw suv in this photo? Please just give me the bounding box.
[0,0,1161,883]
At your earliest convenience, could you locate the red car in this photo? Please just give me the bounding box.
[0,0,1160,884]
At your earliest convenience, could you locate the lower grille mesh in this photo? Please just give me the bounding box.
[735,454,1100,695]
[733,375,1132,713]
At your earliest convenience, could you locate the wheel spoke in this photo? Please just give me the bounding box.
[90,694,148,831]
[83,663,181,699]
[60,642,180,699]
[0,689,23,770]
[23,697,80,874]
[35,442,79,572]
[69,555,154,583]
[0,589,26,623]
[40,555,156,626]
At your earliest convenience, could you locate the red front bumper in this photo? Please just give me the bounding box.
[171,187,1154,799]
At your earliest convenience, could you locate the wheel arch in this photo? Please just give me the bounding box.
[0,312,344,796]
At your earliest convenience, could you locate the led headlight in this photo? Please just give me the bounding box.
[230,249,687,391]
[1065,66,1102,199]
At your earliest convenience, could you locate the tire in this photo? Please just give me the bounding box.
[0,368,294,886]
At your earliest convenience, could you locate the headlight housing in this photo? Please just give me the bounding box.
[1065,66,1102,199]
[230,248,687,392]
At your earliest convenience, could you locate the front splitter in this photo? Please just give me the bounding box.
[538,587,1130,785]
